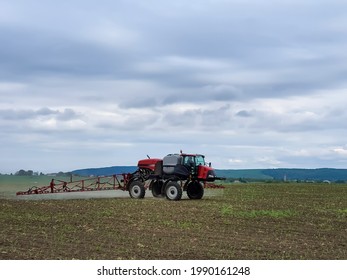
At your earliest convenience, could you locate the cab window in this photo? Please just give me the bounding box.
[183,156,195,167]
[195,155,205,166]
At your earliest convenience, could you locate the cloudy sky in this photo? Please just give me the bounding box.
[1,0,347,173]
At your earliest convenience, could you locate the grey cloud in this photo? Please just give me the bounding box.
[94,114,158,131]
[236,110,253,118]
[0,109,35,120]
[36,107,57,116]
[163,104,232,129]
[56,108,81,121]
[234,107,346,134]
[0,26,135,82]
[0,107,81,121]
[2,1,347,104]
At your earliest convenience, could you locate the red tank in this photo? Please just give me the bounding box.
[137,158,162,171]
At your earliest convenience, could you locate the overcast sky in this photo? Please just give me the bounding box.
[1,0,347,173]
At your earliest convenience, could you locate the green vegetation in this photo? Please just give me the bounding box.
[220,206,296,218]
[0,179,346,260]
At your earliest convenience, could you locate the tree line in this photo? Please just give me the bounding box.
[13,170,71,176]
[15,170,41,176]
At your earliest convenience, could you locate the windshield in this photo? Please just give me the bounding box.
[195,155,205,166]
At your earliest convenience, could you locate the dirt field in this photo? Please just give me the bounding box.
[0,179,346,260]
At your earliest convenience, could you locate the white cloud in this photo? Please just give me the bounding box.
[228,158,244,164]
[332,147,347,157]
[0,82,27,94]
[81,20,140,50]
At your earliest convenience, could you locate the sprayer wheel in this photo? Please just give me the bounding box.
[187,181,204,199]
[150,180,164,198]
[129,180,145,199]
[165,181,182,201]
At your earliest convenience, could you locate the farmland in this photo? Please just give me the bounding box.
[0,176,346,260]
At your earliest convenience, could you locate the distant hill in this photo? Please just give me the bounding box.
[262,168,347,182]
[216,168,347,182]
[71,166,347,182]
[72,166,137,176]
[215,169,273,180]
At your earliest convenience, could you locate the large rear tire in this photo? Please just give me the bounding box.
[165,181,182,201]
[187,181,204,199]
[150,180,164,198]
[128,180,145,199]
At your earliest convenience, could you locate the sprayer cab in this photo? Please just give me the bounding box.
[180,153,217,181]
[137,153,218,182]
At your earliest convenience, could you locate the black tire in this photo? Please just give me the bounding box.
[128,180,145,199]
[187,181,204,199]
[165,181,182,201]
[150,180,164,198]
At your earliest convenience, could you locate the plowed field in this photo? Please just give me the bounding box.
[1,182,346,259]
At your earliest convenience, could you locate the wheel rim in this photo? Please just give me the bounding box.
[131,185,141,197]
[167,186,178,200]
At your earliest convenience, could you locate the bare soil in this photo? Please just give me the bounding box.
[0,183,346,259]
